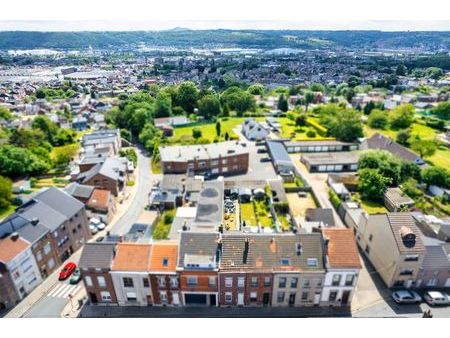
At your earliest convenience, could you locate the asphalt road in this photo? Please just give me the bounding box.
[110,145,153,235]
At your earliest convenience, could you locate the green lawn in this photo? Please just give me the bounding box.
[240,202,257,227]
[428,146,450,169]
[278,117,333,141]
[253,200,273,227]
[0,205,16,221]
[152,209,175,240]
[173,117,257,143]
[353,193,387,214]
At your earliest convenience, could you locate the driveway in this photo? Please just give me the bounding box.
[289,154,344,227]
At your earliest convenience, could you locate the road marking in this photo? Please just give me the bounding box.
[62,285,82,299]
[48,284,72,298]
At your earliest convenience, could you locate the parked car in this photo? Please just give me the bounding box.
[392,290,422,304]
[69,268,82,284]
[260,157,271,162]
[257,148,267,154]
[89,224,98,235]
[96,222,106,231]
[423,291,450,306]
[59,262,77,281]
[90,217,101,226]
[96,236,105,243]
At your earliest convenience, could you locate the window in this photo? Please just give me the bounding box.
[329,291,338,302]
[278,277,287,288]
[264,277,271,287]
[289,293,296,305]
[77,224,81,229]
[307,258,318,267]
[143,278,150,288]
[101,291,112,302]
[399,269,414,276]
[123,277,134,288]
[237,277,245,288]
[332,274,342,286]
[277,292,285,303]
[187,276,198,286]
[368,234,373,242]
[225,277,233,288]
[281,258,290,265]
[211,160,219,166]
[250,292,257,302]
[126,292,137,301]
[365,245,370,255]
[301,291,309,302]
[303,279,310,288]
[405,255,419,262]
[208,276,215,287]
[251,277,258,287]
[222,159,228,165]
[160,291,167,302]
[345,275,355,286]
[158,277,166,287]
[162,257,169,267]
[72,228,77,235]
[225,292,232,304]
[53,231,58,238]
[85,276,93,287]
[97,276,106,288]
[43,242,51,255]
[316,278,323,287]
[36,250,43,262]
[170,277,179,288]
[47,258,55,270]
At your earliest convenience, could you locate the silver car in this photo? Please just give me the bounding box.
[392,290,422,304]
[423,291,450,306]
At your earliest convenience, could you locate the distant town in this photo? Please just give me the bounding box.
[0,29,450,318]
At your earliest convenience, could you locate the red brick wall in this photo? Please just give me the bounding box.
[219,272,273,306]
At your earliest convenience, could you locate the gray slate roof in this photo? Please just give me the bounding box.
[33,187,84,219]
[65,183,94,199]
[177,232,221,268]
[16,222,49,244]
[219,233,325,272]
[305,208,335,227]
[79,243,116,269]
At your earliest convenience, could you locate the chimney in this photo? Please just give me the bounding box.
[11,232,19,241]
[243,238,249,264]
[296,243,303,256]
[31,217,39,226]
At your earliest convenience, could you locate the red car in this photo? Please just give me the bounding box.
[59,262,77,281]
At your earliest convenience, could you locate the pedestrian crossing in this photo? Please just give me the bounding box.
[47,283,82,299]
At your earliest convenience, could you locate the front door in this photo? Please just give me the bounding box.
[263,293,270,306]
[173,293,180,305]
[89,292,98,304]
[209,294,216,306]
[314,293,321,305]
[288,293,296,306]
[238,293,244,306]
[341,290,351,305]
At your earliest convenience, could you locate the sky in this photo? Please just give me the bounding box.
[0,0,449,31]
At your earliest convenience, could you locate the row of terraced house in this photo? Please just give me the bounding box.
[79,228,361,308]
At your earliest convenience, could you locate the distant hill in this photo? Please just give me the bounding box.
[0,30,449,50]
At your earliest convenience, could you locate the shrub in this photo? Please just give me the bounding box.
[306,130,316,138]
[328,189,341,209]
[306,118,327,136]
[163,213,174,224]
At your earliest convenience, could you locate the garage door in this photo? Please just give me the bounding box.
[185,294,207,305]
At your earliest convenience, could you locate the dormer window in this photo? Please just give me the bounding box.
[162,257,169,267]
[281,258,290,265]
[307,258,318,267]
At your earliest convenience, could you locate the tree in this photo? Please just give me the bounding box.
[0,107,13,121]
[9,128,50,150]
[432,102,450,120]
[221,87,255,116]
[425,67,444,80]
[410,139,437,159]
[358,168,392,201]
[396,128,411,146]
[176,81,199,113]
[367,109,388,129]
[198,95,221,120]
[295,114,307,127]
[277,94,288,112]
[192,128,202,139]
[363,101,376,115]
[390,104,415,129]
[224,132,230,141]
[396,64,407,76]
[139,123,161,153]
[53,144,79,167]
[359,150,404,186]
[0,145,50,178]
[154,91,172,118]
[320,107,363,142]
[304,91,315,111]
[421,166,450,188]
[215,121,221,137]
[247,84,265,95]
[0,175,12,209]
[35,88,46,99]
[31,116,59,145]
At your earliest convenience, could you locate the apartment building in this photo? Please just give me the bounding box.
[159,141,249,176]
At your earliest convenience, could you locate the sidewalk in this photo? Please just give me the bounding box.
[78,304,351,318]
[61,286,87,318]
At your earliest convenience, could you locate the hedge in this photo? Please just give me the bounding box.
[306,118,328,136]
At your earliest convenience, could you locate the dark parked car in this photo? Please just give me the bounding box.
[260,157,271,162]
[257,148,267,154]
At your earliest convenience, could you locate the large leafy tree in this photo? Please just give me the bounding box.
[175,81,199,114]
[318,104,363,142]
[358,168,393,201]
[198,95,221,120]
[154,91,172,118]
[31,115,59,145]
[0,145,50,178]
[421,166,450,188]
[410,139,438,159]
[367,109,388,129]
[390,104,415,129]
[0,175,12,209]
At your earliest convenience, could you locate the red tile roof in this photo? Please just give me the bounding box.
[87,188,111,211]
[149,241,178,272]
[111,243,152,271]
[323,228,361,269]
[0,235,30,263]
